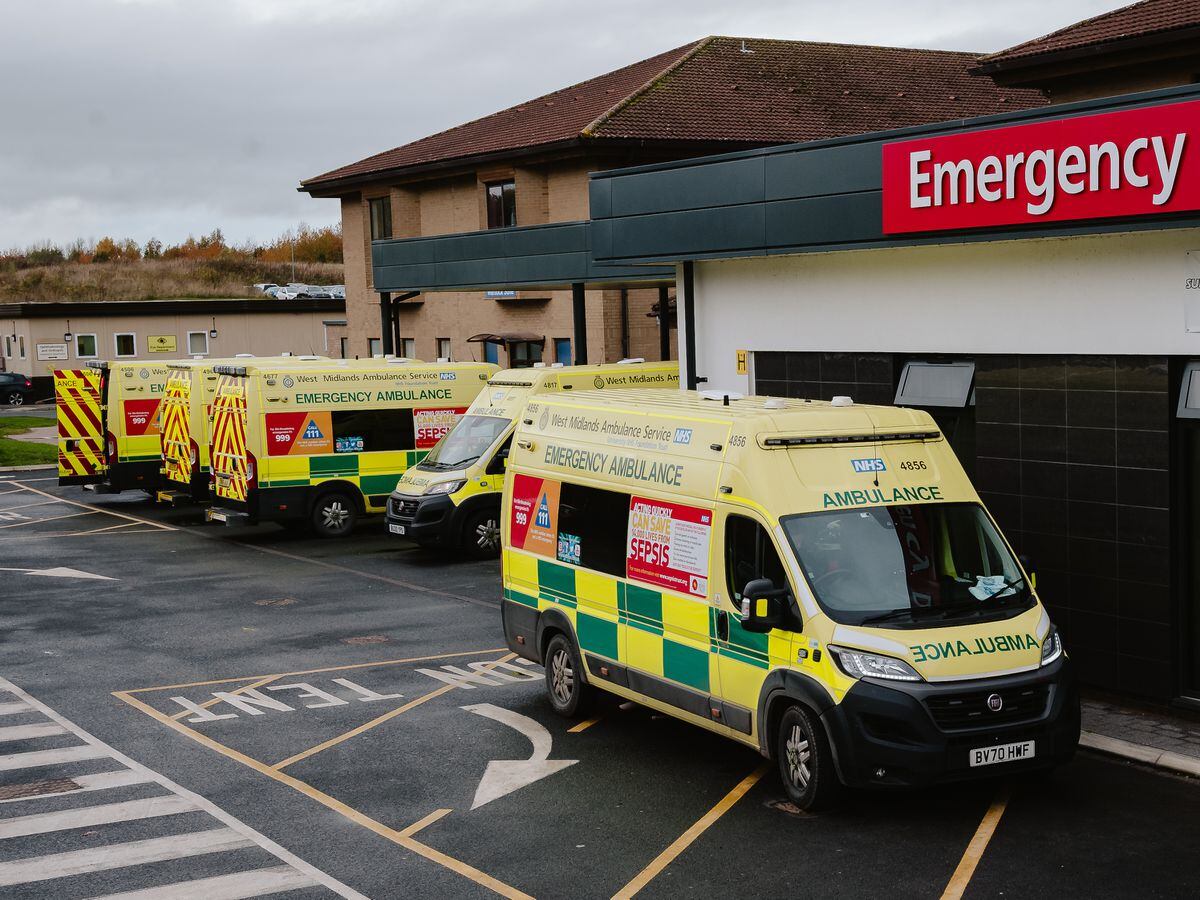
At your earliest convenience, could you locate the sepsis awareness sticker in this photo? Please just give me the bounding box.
[626,496,711,598]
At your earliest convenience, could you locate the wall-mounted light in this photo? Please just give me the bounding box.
[209,317,218,340]
[63,319,73,342]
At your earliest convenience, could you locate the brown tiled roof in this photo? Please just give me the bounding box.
[302,37,1046,191]
[981,0,1200,66]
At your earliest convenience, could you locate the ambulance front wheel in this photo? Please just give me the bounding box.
[463,508,502,559]
[311,489,358,538]
[544,633,591,718]
[776,705,841,811]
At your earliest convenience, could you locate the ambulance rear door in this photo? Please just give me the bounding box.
[54,368,106,485]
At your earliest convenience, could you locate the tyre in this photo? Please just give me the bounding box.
[776,704,841,811]
[543,633,590,718]
[310,489,358,539]
[5,392,23,406]
[462,507,502,559]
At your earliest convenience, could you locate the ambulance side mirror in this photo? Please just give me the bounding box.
[486,446,510,475]
[740,578,788,633]
[1019,554,1038,591]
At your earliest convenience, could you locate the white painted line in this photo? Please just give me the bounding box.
[0,827,252,886]
[0,676,368,899]
[1,483,176,531]
[0,500,58,513]
[0,768,153,805]
[0,744,108,771]
[0,794,197,839]
[0,722,67,742]
[85,864,319,900]
[0,702,30,716]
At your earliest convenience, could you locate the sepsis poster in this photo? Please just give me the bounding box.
[415,407,468,449]
[265,411,334,456]
[509,474,560,559]
[627,497,711,598]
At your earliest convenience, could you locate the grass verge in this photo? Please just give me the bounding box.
[0,416,57,466]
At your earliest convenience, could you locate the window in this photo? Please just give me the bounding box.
[368,338,382,358]
[437,338,452,361]
[3,336,10,358]
[419,415,509,470]
[332,408,415,453]
[114,333,136,357]
[369,197,392,241]
[17,336,24,359]
[484,342,499,364]
[485,180,516,229]
[339,337,349,359]
[725,515,789,611]
[509,341,542,368]
[1179,361,1200,419]
[401,338,416,359]
[895,361,975,408]
[75,334,98,358]
[557,482,629,577]
[554,338,572,365]
[187,332,208,356]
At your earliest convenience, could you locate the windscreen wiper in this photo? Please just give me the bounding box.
[859,607,920,626]
[977,575,1027,605]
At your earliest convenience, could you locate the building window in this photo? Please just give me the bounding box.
[485,180,516,229]
[509,341,542,368]
[17,336,24,359]
[3,336,10,358]
[75,334,98,359]
[369,197,392,241]
[401,338,416,359]
[368,338,382,358]
[437,338,452,361]
[484,342,499,364]
[187,332,209,356]
[114,333,136,357]
[339,337,349,359]
[554,338,571,365]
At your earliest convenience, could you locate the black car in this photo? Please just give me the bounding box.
[0,372,33,406]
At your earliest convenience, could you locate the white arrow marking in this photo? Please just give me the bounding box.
[0,566,115,581]
[462,703,578,810]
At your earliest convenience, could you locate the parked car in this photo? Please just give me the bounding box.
[0,372,34,406]
[253,283,279,294]
[274,287,302,300]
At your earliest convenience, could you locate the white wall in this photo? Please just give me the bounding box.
[691,227,1200,393]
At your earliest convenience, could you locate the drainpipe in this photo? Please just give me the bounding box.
[682,261,701,389]
[619,289,629,359]
[571,282,587,365]
[658,285,671,362]
[378,292,393,355]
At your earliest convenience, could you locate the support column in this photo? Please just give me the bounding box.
[571,282,587,365]
[378,292,394,356]
[658,285,671,362]
[682,262,699,389]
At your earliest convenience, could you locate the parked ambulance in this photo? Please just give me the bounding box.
[206,357,497,536]
[158,355,324,503]
[500,389,1079,809]
[386,360,678,558]
[55,360,170,494]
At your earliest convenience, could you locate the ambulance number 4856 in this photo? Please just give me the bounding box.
[899,460,927,471]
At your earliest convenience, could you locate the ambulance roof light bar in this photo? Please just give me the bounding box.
[762,430,940,448]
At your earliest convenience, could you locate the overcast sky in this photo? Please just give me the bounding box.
[0,0,1125,251]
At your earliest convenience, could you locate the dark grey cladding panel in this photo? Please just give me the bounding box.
[610,205,765,260]
[765,193,884,247]
[608,157,767,216]
[373,263,437,288]
[508,223,589,256]
[764,141,882,201]
[372,238,437,267]
[590,177,612,220]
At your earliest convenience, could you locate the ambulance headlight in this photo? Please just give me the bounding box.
[423,480,465,496]
[1040,627,1062,666]
[829,645,923,682]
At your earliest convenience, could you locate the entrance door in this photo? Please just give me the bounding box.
[1180,361,1200,697]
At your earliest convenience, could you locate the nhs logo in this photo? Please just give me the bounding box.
[852,458,886,474]
[439,372,457,380]
[673,428,693,445]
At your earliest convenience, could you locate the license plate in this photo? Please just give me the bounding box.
[389,523,406,535]
[969,740,1035,767]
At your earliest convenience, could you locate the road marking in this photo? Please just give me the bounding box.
[3,481,176,530]
[0,565,115,580]
[62,521,140,536]
[0,511,28,521]
[0,827,252,886]
[87,864,320,900]
[940,785,1011,900]
[0,768,153,805]
[0,511,90,529]
[0,499,58,513]
[613,764,768,900]
[463,703,578,810]
[398,807,452,838]
[568,716,602,733]
[0,794,197,839]
[0,722,67,742]
[272,653,518,771]
[0,744,108,771]
[170,674,282,721]
[0,701,29,716]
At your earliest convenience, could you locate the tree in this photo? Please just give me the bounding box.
[143,238,162,260]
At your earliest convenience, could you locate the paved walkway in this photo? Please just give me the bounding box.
[1081,697,1200,777]
[9,425,56,445]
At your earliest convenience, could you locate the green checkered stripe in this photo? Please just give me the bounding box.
[260,450,427,490]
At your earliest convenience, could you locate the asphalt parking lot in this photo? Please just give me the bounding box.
[1,468,1198,898]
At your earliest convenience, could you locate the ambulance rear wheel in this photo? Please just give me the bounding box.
[463,508,502,559]
[311,490,358,539]
[776,705,841,811]
[544,633,590,718]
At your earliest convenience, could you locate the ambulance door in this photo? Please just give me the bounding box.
[715,512,799,734]
[54,368,106,485]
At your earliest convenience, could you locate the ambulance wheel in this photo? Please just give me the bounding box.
[311,490,358,538]
[6,392,23,406]
[544,633,590,718]
[463,508,502,559]
[776,705,841,811]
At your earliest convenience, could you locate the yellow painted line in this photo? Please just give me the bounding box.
[939,785,1011,900]
[60,521,139,537]
[122,647,509,695]
[6,481,176,530]
[273,653,518,771]
[113,690,532,899]
[568,716,602,734]
[398,807,452,838]
[0,511,91,530]
[612,763,767,899]
[170,674,283,721]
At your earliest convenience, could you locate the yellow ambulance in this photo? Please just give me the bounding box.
[500,389,1079,809]
[386,360,678,558]
[55,360,170,494]
[158,355,324,503]
[206,357,497,536]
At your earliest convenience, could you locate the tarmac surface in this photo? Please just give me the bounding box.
[0,467,1197,898]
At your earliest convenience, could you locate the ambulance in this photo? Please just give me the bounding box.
[500,389,1079,809]
[158,355,324,504]
[55,360,170,494]
[386,360,678,558]
[206,357,497,536]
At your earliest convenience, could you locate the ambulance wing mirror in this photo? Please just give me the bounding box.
[740,579,789,633]
[485,445,510,475]
[1019,554,1038,591]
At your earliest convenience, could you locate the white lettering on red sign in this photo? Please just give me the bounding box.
[626,497,711,598]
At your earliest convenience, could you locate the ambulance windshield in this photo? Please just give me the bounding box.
[781,503,1032,627]
[418,415,509,470]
